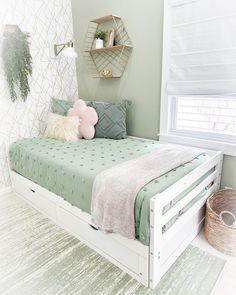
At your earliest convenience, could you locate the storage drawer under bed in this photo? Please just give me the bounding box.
[12,171,58,221]
[10,170,149,286]
[58,206,146,277]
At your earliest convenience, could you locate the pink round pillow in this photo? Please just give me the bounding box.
[67,99,98,140]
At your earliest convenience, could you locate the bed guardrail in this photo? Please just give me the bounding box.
[149,151,223,288]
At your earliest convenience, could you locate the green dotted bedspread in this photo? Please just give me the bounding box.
[9,137,210,245]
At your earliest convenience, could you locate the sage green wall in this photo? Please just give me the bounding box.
[221,156,236,188]
[71,0,236,189]
[71,0,163,139]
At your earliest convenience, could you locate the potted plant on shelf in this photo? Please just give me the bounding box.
[94,30,106,49]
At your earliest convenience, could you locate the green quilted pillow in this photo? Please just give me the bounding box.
[51,98,131,140]
[87,100,131,139]
[51,98,74,116]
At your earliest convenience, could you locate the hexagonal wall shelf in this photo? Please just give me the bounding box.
[83,15,133,78]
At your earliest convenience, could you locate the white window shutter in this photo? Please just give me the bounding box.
[167,0,236,95]
[174,96,236,137]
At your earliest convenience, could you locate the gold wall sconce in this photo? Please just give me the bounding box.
[3,24,21,36]
[54,40,77,59]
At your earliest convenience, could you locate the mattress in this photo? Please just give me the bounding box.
[9,137,210,245]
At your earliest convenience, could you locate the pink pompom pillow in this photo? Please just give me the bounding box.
[67,99,98,140]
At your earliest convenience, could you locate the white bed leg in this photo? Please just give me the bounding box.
[216,153,223,190]
[149,195,163,288]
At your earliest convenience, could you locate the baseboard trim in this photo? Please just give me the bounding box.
[0,187,12,196]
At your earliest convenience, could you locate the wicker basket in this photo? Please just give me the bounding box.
[205,189,236,256]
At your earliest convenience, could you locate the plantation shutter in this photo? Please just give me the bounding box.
[167,0,236,95]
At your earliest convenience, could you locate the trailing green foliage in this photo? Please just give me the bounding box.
[2,32,32,102]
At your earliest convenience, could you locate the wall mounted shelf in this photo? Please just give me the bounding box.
[85,44,133,53]
[91,15,121,24]
[83,15,133,78]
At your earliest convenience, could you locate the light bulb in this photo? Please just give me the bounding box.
[62,47,77,59]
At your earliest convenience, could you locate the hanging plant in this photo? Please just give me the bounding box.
[1,32,32,102]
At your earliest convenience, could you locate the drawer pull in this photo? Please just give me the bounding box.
[30,189,36,193]
[90,224,98,231]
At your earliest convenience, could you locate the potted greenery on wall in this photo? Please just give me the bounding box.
[1,30,32,102]
[94,30,106,49]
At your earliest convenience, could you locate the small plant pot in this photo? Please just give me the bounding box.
[95,38,104,49]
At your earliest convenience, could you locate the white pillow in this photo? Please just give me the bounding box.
[44,113,79,141]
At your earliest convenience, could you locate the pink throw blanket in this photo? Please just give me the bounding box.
[91,144,204,239]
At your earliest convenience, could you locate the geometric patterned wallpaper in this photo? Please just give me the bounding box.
[0,0,79,191]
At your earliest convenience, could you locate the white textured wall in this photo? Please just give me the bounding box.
[0,0,78,190]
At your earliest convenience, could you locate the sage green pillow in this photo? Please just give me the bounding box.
[51,98,131,140]
[87,100,131,139]
[51,98,74,116]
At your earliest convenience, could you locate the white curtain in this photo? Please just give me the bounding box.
[167,0,236,95]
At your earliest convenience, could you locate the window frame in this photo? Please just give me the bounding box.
[159,0,236,156]
[170,95,236,143]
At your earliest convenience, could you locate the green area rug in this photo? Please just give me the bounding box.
[0,193,225,295]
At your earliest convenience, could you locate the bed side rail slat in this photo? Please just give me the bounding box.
[152,152,221,208]
[161,170,217,226]
[162,184,215,244]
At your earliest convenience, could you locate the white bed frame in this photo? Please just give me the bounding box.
[9,146,223,289]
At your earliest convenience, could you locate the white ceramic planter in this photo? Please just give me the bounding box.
[95,38,104,49]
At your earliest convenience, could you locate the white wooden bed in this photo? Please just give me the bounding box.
[9,145,223,289]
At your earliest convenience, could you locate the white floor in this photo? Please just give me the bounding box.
[192,230,236,295]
